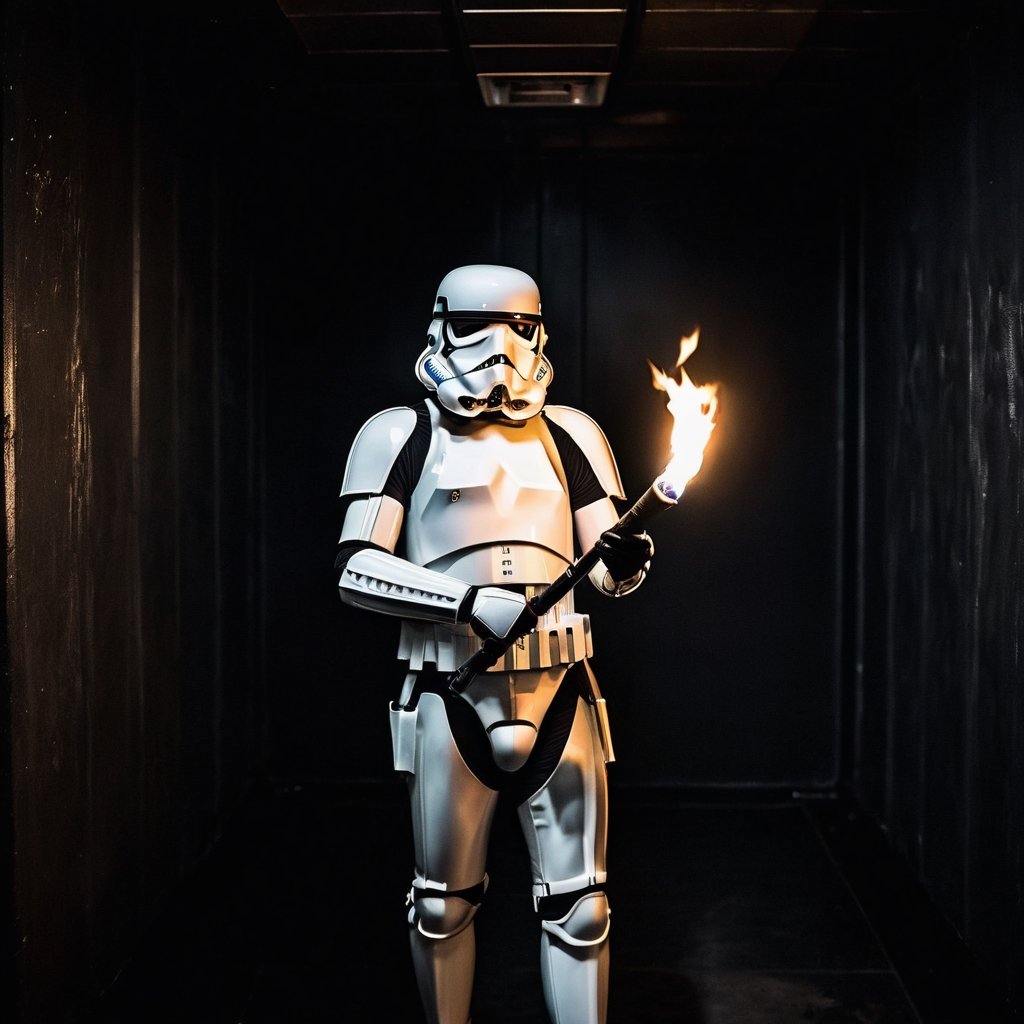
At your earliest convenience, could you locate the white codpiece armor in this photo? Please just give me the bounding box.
[335,265,652,1024]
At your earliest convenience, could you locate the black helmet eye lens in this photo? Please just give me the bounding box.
[508,320,538,341]
[444,317,540,345]
[448,318,484,338]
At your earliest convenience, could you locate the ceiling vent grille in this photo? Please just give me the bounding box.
[478,73,610,108]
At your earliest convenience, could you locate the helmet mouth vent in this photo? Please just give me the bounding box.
[458,385,528,412]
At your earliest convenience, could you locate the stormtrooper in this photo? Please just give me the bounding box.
[335,265,654,1024]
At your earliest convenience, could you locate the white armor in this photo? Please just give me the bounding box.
[336,266,652,1024]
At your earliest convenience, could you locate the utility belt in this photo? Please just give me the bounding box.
[396,589,593,673]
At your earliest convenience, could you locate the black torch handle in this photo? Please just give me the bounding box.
[447,481,677,695]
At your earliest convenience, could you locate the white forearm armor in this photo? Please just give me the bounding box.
[339,545,534,644]
[338,546,471,623]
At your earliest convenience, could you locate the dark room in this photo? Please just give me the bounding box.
[3,1,1022,1022]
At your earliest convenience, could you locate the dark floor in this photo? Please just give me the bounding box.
[82,782,1017,1024]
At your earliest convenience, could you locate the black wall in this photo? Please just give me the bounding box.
[3,4,279,1021]
[850,7,1024,1008]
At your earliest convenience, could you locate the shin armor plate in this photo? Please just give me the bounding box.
[408,878,488,1024]
[540,891,610,1024]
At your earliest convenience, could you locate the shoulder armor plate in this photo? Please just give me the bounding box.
[340,406,418,496]
[544,405,625,500]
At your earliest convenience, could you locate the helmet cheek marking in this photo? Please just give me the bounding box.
[424,357,453,385]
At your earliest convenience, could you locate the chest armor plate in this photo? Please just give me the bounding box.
[405,414,573,576]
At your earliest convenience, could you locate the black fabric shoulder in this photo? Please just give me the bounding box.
[381,401,432,507]
[542,413,609,511]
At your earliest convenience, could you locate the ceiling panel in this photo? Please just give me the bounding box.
[286,12,450,53]
[272,0,979,146]
[637,10,818,50]
[461,10,628,45]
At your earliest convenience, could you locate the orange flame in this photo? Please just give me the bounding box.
[647,327,719,499]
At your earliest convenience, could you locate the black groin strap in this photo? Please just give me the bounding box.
[408,663,584,800]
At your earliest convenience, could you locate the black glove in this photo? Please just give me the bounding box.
[594,530,654,582]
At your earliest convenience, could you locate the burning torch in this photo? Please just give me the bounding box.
[449,327,719,695]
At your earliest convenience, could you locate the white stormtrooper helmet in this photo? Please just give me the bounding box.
[415,264,554,421]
